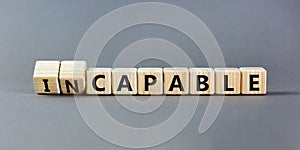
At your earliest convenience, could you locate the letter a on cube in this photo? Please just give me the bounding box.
[164,68,189,95]
[112,68,137,95]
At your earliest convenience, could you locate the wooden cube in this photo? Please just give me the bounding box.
[59,61,87,94]
[86,68,112,95]
[138,68,163,95]
[33,61,60,94]
[240,67,267,94]
[215,68,241,94]
[189,68,214,95]
[164,68,189,95]
[112,68,137,95]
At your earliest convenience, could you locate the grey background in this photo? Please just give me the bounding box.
[0,0,300,149]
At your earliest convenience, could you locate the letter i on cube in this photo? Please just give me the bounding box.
[33,60,267,95]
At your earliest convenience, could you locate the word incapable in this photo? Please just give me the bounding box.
[33,61,267,95]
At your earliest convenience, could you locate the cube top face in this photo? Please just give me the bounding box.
[113,68,137,71]
[164,67,189,72]
[61,60,87,66]
[33,61,61,94]
[34,60,60,67]
[59,61,87,94]
[34,61,60,68]
[112,68,137,95]
[138,68,163,95]
[239,67,266,71]
[214,68,241,94]
[214,68,239,72]
[86,68,112,95]
[60,61,86,69]
[138,68,162,72]
[189,68,214,95]
[189,68,213,72]
[138,68,163,72]
[59,61,87,76]
[240,67,267,94]
[164,68,189,95]
[33,61,60,77]
[88,68,112,71]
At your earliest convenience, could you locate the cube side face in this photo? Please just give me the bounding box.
[240,67,267,94]
[59,77,86,94]
[189,68,214,95]
[86,69,112,95]
[33,76,60,94]
[112,68,137,95]
[33,61,60,94]
[33,61,266,96]
[59,61,87,94]
[215,68,241,94]
[163,68,189,95]
[138,68,163,95]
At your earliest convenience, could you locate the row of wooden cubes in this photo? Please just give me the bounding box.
[33,61,267,95]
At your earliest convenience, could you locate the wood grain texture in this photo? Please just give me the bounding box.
[240,67,267,94]
[189,68,214,95]
[33,61,61,94]
[112,68,137,95]
[215,68,241,94]
[138,68,163,95]
[33,61,267,95]
[59,61,86,94]
[86,68,112,95]
[164,68,189,95]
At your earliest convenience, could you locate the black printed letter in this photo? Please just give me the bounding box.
[145,75,157,91]
[42,79,50,92]
[65,80,79,93]
[92,75,105,91]
[249,75,259,91]
[169,75,184,91]
[224,75,234,91]
[197,75,209,91]
[117,75,133,91]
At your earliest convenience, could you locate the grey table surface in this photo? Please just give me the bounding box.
[0,0,300,149]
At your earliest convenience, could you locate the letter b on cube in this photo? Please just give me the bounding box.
[189,68,214,95]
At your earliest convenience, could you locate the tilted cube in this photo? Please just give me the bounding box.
[33,61,61,94]
[59,61,87,94]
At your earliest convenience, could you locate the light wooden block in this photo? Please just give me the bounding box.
[33,61,60,94]
[59,61,87,94]
[164,68,189,95]
[240,67,267,94]
[215,68,241,94]
[138,68,163,95]
[189,68,214,95]
[112,68,137,95]
[86,68,112,95]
